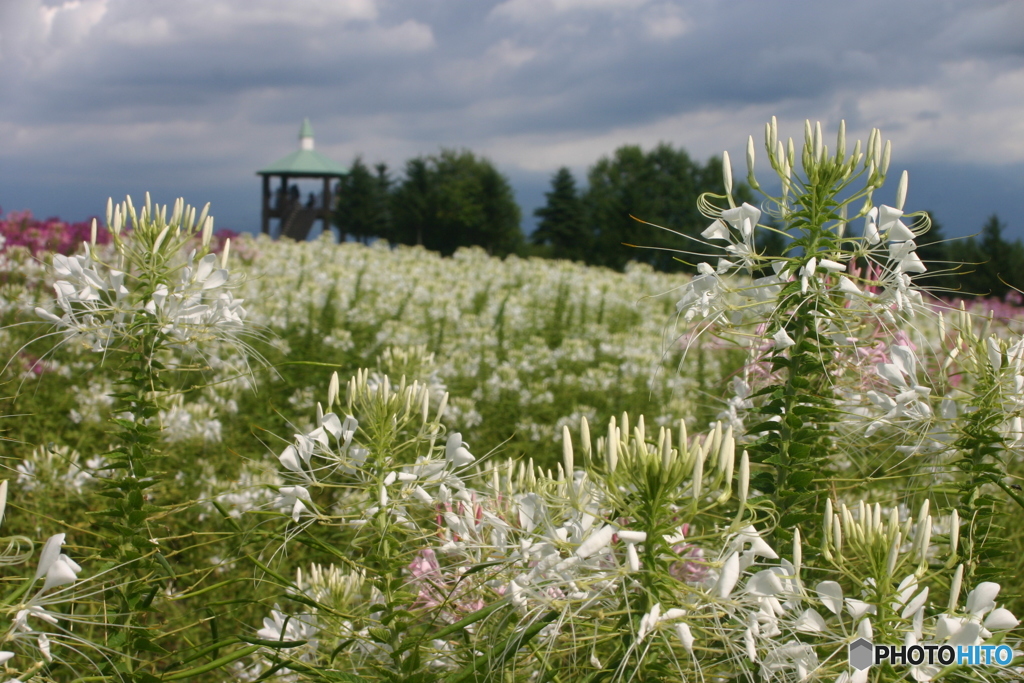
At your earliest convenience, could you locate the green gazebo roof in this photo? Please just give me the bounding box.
[257,119,347,177]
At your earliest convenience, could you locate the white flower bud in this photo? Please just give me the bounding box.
[770,116,778,153]
[221,238,231,268]
[626,542,640,572]
[562,425,574,475]
[950,509,959,558]
[737,451,749,509]
[581,416,592,461]
[90,218,97,246]
[328,372,340,409]
[171,197,183,226]
[887,531,901,577]
[106,197,113,228]
[607,428,618,473]
[880,139,891,176]
[836,119,846,159]
[896,170,908,210]
[112,205,123,235]
[746,135,756,177]
[202,215,214,248]
[824,499,833,543]
[917,517,932,567]
[195,202,210,234]
[948,564,963,612]
[793,527,802,578]
[722,151,733,197]
[661,426,672,471]
[814,121,823,162]
[152,225,170,255]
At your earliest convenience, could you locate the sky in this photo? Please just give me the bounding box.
[2,0,1024,241]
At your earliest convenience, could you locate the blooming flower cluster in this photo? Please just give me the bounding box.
[33,195,247,353]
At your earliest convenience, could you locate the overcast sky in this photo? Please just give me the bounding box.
[2,0,1023,240]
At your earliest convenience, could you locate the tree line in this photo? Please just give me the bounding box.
[333,145,1022,298]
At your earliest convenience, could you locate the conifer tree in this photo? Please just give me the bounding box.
[532,167,591,262]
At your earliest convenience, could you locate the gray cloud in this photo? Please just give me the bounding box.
[1,0,1022,238]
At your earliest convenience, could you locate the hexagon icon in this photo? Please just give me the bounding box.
[849,638,874,671]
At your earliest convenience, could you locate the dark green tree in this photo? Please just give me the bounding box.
[391,149,524,256]
[960,215,1024,299]
[334,156,392,243]
[582,143,752,271]
[532,167,590,262]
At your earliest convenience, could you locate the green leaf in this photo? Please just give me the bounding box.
[787,471,814,489]
[780,512,819,528]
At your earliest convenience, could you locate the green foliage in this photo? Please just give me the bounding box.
[334,157,393,243]
[389,149,524,257]
[582,143,752,271]
[531,167,590,262]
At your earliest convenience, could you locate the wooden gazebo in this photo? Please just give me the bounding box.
[257,119,347,240]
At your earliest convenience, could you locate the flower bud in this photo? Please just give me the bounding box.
[880,140,891,176]
[737,450,749,508]
[171,197,183,226]
[661,426,672,472]
[948,564,963,612]
[722,150,733,197]
[221,238,231,269]
[90,218,97,246]
[106,197,113,228]
[814,121,823,162]
[153,226,170,253]
[917,516,931,567]
[887,531,901,577]
[677,418,688,460]
[949,509,959,557]
[328,371,340,409]
[202,215,214,248]
[626,542,640,572]
[562,425,574,475]
[793,527,802,578]
[691,448,704,501]
[434,391,448,423]
[581,416,592,464]
[833,515,843,558]
[195,202,211,235]
[770,116,778,153]
[144,191,152,221]
[0,480,7,528]
[606,428,618,473]
[746,135,758,187]
[836,119,846,160]
[896,170,908,210]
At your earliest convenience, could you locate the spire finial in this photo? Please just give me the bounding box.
[299,118,314,151]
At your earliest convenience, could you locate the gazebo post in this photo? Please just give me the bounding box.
[261,174,270,234]
[322,176,331,237]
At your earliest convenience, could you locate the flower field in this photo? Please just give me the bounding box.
[0,120,1022,681]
